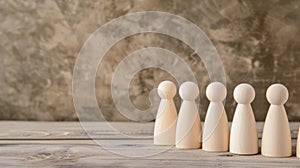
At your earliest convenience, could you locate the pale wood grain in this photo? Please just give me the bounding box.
[0,140,299,167]
[0,122,298,139]
[0,121,299,167]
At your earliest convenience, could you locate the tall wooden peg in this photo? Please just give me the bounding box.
[230,83,258,155]
[261,84,291,157]
[154,81,177,145]
[176,81,201,149]
[203,82,229,152]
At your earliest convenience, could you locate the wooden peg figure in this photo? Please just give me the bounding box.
[230,83,258,155]
[261,84,291,157]
[203,82,229,152]
[154,81,177,145]
[176,81,201,149]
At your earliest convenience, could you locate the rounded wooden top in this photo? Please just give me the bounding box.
[206,82,227,102]
[266,84,289,105]
[157,81,177,99]
[233,83,255,104]
[179,81,199,100]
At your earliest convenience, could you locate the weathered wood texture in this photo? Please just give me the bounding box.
[0,122,299,167]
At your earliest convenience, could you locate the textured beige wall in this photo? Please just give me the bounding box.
[0,0,300,121]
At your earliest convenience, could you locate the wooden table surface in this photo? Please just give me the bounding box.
[0,121,299,168]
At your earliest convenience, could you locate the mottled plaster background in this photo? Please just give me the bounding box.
[0,0,300,121]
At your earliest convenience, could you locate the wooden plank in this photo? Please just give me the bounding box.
[0,121,298,140]
[0,122,299,167]
[0,121,154,140]
[0,139,299,167]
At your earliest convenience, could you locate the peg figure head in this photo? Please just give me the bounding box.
[157,81,177,99]
[179,81,199,100]
[233,83,255,104]
[206,82,227,102]
[266,84,289,105]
